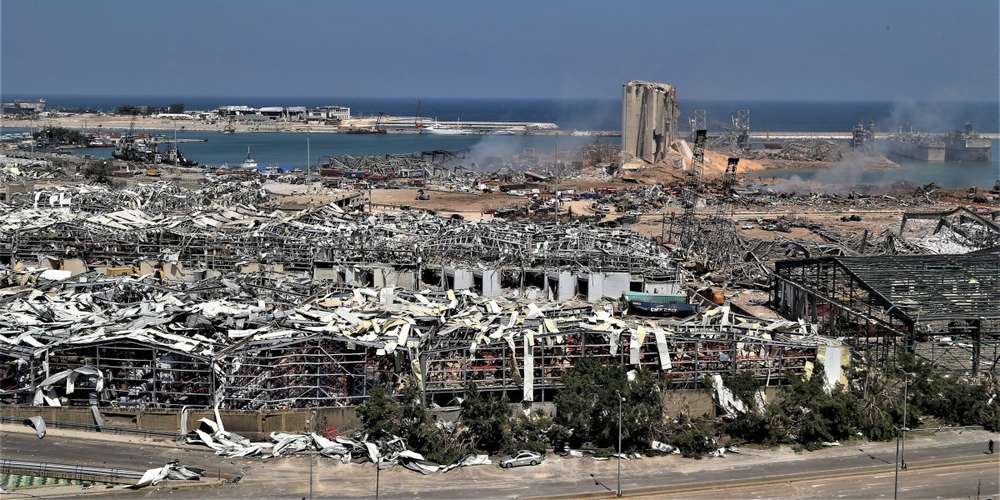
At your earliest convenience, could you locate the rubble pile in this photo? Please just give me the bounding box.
[743,141,843,162]
[5,180,269,213]
[188,413,488,474]
[0,202,673,273]
[0,262,830,409]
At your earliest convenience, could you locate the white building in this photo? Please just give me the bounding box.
[307,106,351,123]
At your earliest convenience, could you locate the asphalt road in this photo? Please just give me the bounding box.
[1,428,997,499]
[0,431,245,480]
[579,442,997,497]
[650,460,999,499]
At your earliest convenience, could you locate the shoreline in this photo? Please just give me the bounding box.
[1,114,620,137]
[7,116,999,140]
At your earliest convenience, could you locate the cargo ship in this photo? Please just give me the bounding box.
[943,123,992,161]
[879,123,992,163]
[881,134,945,162]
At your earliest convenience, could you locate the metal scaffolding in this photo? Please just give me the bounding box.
[772,250,1000,374]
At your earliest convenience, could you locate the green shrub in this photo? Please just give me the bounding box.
[661,415,717,458]
[460,382,512,454]
[356,386,402,440]
[509,409,553,454]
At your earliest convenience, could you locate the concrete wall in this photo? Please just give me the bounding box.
[1,405,359,440]
[585,273,604,302]
[602,272,631,299]
[547,271,576,302]
[446,267,474,290]
[644,281,681,295]
[476,269,502,297]
[662,389,716,418]
[374,266,414,288]
[313,266,341,281]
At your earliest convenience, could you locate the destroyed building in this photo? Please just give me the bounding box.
[621,80,679,166]
[0,177,851,411]
[772,250,1000,374]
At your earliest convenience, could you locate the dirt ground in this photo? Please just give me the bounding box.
[626,206,930,245]
[369,188,526,214]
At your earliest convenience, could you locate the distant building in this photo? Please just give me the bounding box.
[217,105,257,117]
[307,106,351,123]
[2,99,46,116]
[215,104,348,122]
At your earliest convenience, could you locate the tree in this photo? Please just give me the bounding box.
[662,414,717,458]
[33,127,88,146]
[553,357,664,451]
[460,381,512,454]
[510,407,553,454]
[356,386,401,440]
[358,381,471,464]
[167,103,185,114]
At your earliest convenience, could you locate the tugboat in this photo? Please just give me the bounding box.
[112,133,157,162]
[163,143,198,167]
[241,146,259,170]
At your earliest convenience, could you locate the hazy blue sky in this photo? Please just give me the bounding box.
[2,0,998,100]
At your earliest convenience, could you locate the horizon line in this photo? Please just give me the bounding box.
[2,93,999,105]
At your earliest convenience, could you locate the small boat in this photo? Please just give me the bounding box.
[87,136,117,147]
[424,122,478,135]
[241,146,258,170]
[489,127,524,136]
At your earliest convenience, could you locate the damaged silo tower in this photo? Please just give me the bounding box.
[622,81,678,166]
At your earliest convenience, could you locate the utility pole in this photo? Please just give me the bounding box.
[309,454,314,499]
[306,134,311,176]
[375,459,380,500]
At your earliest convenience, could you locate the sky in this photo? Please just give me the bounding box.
[2,0,998,101]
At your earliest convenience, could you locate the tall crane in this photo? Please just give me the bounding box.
[679,129,707,248]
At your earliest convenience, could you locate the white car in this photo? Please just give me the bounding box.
[499,450,543,468]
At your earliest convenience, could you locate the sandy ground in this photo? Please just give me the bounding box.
[368,188,526,215]
[626,205,922,244]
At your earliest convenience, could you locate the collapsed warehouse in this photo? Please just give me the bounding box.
[0,265,834,409]
[1,80,997,419]
[0,177,855,411]
[773,250,1000,374]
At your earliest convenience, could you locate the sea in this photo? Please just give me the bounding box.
[2,96,998,186]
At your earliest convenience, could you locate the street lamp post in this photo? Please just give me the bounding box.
[894,370,912,500]
[617,392,623,497]
[901,374,909,470]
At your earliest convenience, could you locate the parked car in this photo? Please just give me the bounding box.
[499,450,543,468]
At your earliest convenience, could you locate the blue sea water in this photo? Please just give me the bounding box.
[2,96,998,186]
[45,130,615,171]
